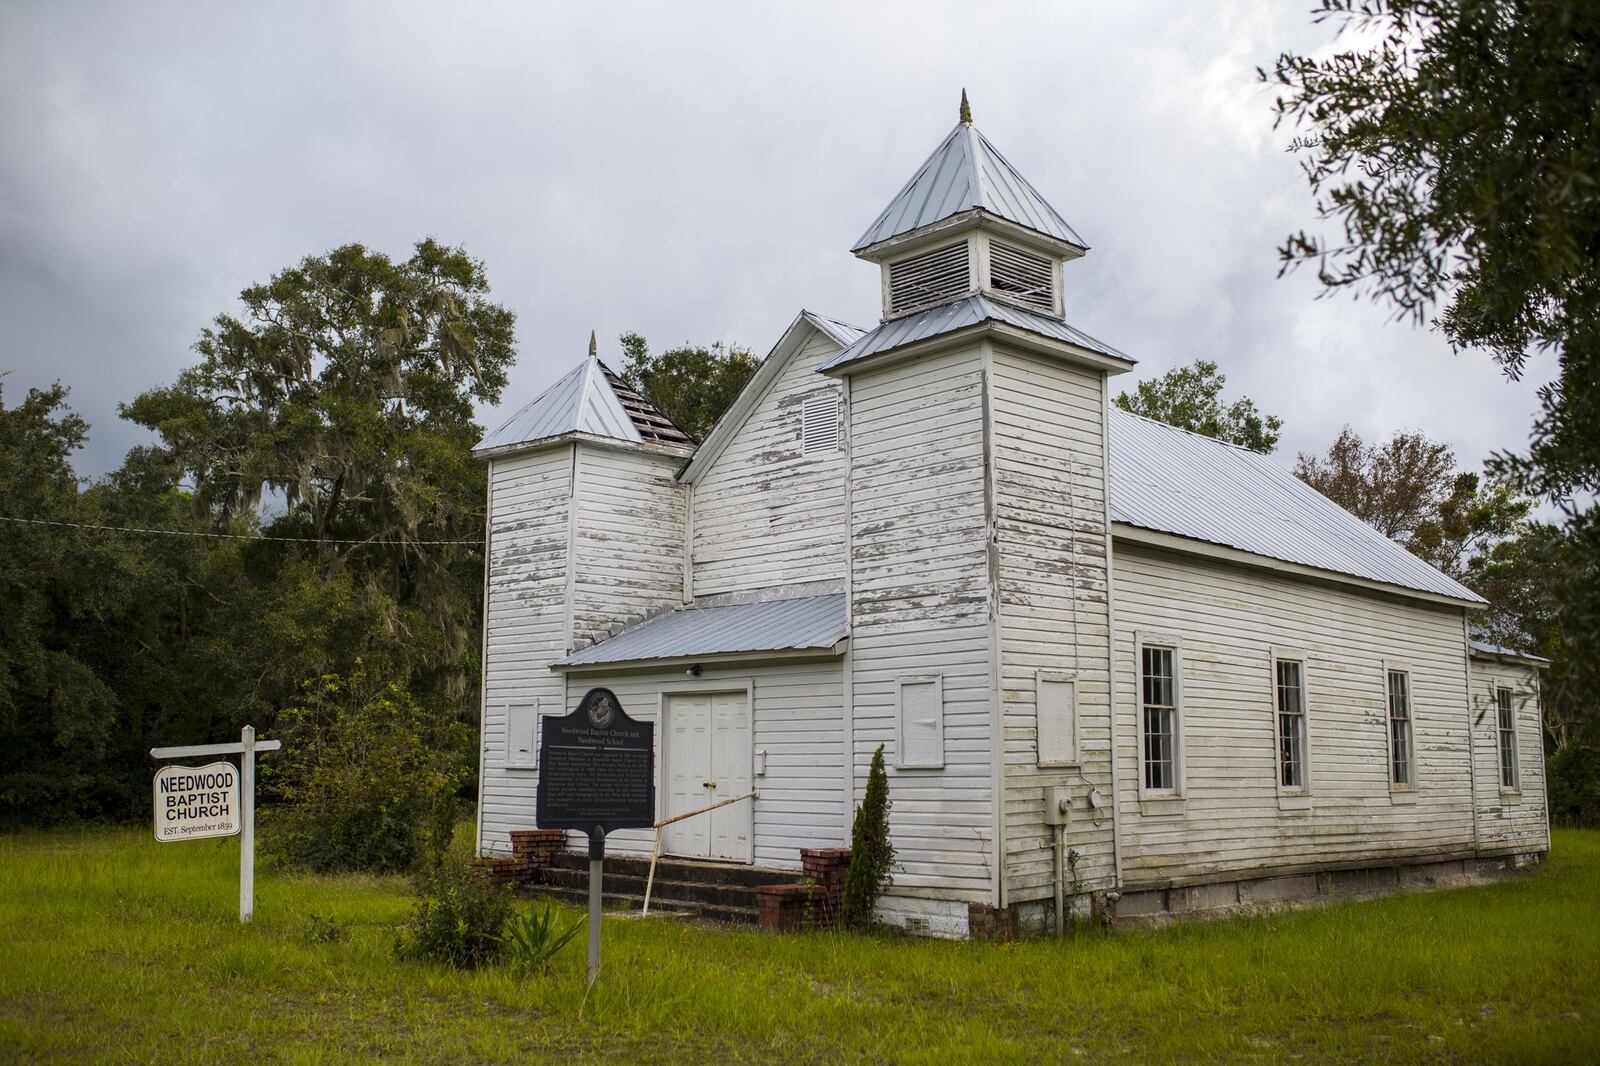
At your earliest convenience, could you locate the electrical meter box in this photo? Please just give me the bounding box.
[1043,785,1072,826]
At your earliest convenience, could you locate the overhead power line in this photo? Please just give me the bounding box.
[0,514,482,547]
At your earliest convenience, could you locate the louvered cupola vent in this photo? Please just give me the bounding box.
[989,242,1054,312]
[887,241,970,315]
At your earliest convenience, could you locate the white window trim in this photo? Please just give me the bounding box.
[1382,661,1418,800]
[1134,632,1184,805]
[1495,685,1521,796]
[895,674,945,770]
[1035,668,1079,768]
[504,700,543,770]
[1269,647,1313,805]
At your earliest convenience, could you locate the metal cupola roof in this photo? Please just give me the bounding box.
[851,91,1087,254]
[473,332,692,456]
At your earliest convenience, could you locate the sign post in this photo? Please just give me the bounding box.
[151,725,280,923]
[536,688,655,983]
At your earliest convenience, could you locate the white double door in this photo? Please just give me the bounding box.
[663,690,752,863]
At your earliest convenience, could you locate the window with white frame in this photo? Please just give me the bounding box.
[1141,645,1179,792]
[1275,659,1308,790]
[505,702,538,769]
[1386,670,1414,787]
[1496,687,1519,790]
[896,675,945,769]
[801,392,840,455]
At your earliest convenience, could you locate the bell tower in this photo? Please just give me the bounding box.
[852,92,1090,323]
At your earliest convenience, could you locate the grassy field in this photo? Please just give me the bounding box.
[1,829,1597,1064]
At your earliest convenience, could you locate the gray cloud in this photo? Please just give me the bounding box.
[1,0,1553,481]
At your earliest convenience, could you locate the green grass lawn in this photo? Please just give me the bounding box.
[2,829,1597,1064]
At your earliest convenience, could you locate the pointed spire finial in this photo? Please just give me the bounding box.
[588,330,598,359]
[959,88,972,124]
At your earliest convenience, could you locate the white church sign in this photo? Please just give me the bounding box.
[153,761,240,841]
[150,725,280,922]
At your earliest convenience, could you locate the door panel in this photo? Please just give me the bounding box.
[662,689,752,862]
[707,691,753,862]
[664,694,712,858]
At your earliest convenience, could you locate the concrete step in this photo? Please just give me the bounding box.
[544,850,796,889]
[539,864,760,909]
[530,882,759,926]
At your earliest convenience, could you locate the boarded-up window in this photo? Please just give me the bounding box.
[1036,671,1078,766]
[888,242,970,314]
[989,241,1054,311]
[506,703,538,769]
[801,393,840,454]
[896,676,944,769]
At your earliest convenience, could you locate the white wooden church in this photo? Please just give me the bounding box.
[472,100,1549,935]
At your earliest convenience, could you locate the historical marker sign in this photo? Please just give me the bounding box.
[536,687,655,834]
[153,761,240,841]
[536,687,654,982]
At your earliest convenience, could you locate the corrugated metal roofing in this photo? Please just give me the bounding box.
[1468,639,1549,665]
[475,356,686,455]
[556,594,847,667]
[1109,409,1485,604]
[853,122,1086,253]
[803,310,868,348]
[818,294,1129,373]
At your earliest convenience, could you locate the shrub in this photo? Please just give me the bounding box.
[300,911,344,945]
[264,666,471,873]
[1549,729,1600,828]
[842,744,896,928]
[503,901,585,977]
[395,852,512,970]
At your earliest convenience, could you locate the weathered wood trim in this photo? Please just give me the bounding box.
[1381,659,1420,801]
[1133,630,1186,804]
[1460,613,1482,854]
[842,372,855,838]
[473,459,496,856]
[562,442,579,652]
[981,339,1005,908]
[821,320,1133,382]
[474,431,694,464]
[682,484,695,604]
[1101,378,1124,887]
[1113,523,1486,610]
[854,207,1087,263]
[1267,645,1314,803]
[553,644,847,675]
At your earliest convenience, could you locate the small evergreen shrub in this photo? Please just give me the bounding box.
[264,666,471,874]
[842,744,896,928]
[503,901,585,977]
[395,853,512,970]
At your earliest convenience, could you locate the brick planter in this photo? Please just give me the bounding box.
[758,847,851,932]
[473,829,569,890]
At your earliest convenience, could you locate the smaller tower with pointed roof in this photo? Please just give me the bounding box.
[852,92,1089,327]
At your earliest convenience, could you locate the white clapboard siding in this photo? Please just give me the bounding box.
[479,447,574,856]
[1469,657,1550,856]
[1111,542,1477,885]
[989,344,1116,904]
[555,660,846,868]
[692,330,848,597]
[849,345,996,902]
[570,446,685,648]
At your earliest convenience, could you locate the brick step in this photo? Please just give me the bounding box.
[529,883,759,926]
[544,849,797,889]
[538,863,761,909]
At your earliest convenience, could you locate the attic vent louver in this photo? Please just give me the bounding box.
[801,392,840,455]
[888,241,970,315]
[989,241,1054,312]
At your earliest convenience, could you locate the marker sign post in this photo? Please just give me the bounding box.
[150,725,280,923]
[536,688,655,982]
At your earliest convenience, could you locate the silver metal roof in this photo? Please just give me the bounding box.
[818,294,1129,374]
[803,310,868,348]
[1468,639,1549,665]
[556,594,847,668]
[853,121,1086,253]
[1109,409,1485,604]
[475,354,688,455]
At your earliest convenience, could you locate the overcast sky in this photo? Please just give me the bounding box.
[1,1,1555,481]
